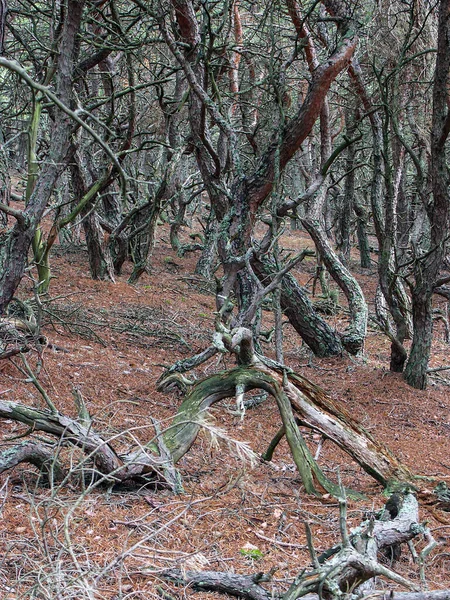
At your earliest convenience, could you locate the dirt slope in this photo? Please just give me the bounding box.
[1,225,449,598]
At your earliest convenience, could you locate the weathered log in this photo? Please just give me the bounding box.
[161,569,272,600]
[0,399,178,487]
[0,400,123,476]
[160,570,450,600]
[159,567,450,600]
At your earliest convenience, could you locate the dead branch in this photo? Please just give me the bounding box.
[160,569,272,600]
[0,440,65,481]
[159,493,437,600]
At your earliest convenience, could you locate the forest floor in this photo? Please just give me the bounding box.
[1,219,450,599]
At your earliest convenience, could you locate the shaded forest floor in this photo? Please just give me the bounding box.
[1,221,450,598]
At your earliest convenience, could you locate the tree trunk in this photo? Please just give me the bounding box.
[195,209,219,278]
[404,0,450,389]
[404,286,433,389]
[252,255,343,357]
[0,0,84,313]
[302,218,367,355]
[166,0,356,346]
[354,197,371,269]
[82,209,115,281]
[128,201,160,284]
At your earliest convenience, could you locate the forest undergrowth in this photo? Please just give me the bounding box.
[1,223,450,599]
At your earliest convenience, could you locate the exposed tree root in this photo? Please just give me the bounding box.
[159,569,449,600]
[0,327,413,496]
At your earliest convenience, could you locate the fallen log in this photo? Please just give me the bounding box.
[0,399,180,489]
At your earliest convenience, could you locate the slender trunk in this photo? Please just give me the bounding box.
[354,198,371,269]
[195,210,219,278]
[0,0,84,312]
[252,256,343,357]
[336,108,356,265]
[82,210,115,281]
[404,286,432,389]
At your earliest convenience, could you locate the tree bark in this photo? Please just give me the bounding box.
[301,218,368,354]
[0,441,64,481]
[0,0,84,313]
[404,0,450,388]
[252,256,343,357]
[0,0,6,56]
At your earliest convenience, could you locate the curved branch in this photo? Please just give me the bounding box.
[0,57,127,191]
[0,441,65,480]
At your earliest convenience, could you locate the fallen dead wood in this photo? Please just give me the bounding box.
[158,493,439,600]
[0,440,65,481]
[159,570,450,600]
[0,327,414,496]
[0,398,180,489]
[157,328,413,496]
[160,569,272,600]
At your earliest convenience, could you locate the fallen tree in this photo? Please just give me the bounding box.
[0,326,412,496]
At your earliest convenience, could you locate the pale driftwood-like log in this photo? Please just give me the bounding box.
[372,492,421,549]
